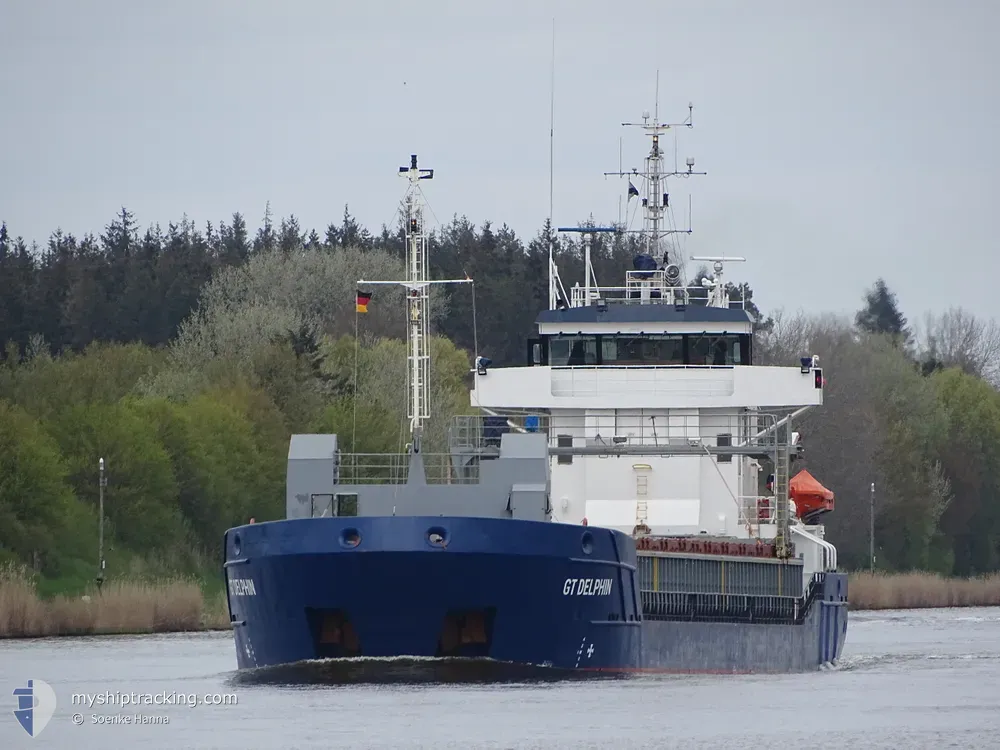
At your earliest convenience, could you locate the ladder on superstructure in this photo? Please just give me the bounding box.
[772,423,792,559]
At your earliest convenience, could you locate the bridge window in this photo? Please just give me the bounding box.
[688,334,747,366]
[549,335,598,366]
[601,335,683,365]
[539,332,751,366]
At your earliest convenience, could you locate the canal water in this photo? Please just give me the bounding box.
[2,606,999,749]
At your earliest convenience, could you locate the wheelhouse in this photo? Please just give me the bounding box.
[526,305,754,368]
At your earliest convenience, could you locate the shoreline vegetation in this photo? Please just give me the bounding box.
[847,570,1000,611]
[0,564,229,639]
[2,567,999,640]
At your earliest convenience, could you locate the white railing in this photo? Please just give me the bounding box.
[567,274,746,310]
[450,411,783,453]
[737,495,780,526]
[792,525,838,572]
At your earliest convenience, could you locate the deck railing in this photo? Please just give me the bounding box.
[336,452,480,485]
[449,410,783,453]
[568,272,746,309]
[737,494,781,526]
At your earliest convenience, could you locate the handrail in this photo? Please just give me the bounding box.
[792,525,838,571]
[549,364,736,371]
[566,279,747,310]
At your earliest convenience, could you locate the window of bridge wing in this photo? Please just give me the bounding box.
[548,335,598,366]
[601,335,684,366]
[687,333,748,366]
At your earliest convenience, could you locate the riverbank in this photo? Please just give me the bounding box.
[2,568,1000,638]
[0,565,229,638]
[847,570,1000,610]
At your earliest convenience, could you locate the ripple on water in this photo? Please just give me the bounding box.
[0,606,998,749]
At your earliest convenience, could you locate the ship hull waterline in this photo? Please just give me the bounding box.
[223,516,848,681]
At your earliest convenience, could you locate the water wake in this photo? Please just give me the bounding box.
[227,655,626,686]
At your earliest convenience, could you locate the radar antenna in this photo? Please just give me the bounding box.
[690,255,747,308]
[358,155,472,461]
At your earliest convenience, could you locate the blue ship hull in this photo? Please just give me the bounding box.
[223,516,847,677]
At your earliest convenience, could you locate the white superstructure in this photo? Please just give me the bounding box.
[468,102,836,579]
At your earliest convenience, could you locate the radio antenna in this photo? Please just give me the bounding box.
[547,18,556,308]
[544,20,570,311]
[549,18,555,228]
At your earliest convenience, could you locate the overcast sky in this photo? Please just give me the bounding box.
[2,0,996,330]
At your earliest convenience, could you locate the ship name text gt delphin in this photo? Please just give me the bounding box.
[223,102,848,676]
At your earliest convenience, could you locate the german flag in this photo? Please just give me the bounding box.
[356,290,372,313]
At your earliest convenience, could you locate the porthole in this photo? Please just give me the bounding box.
[427,526,448,547]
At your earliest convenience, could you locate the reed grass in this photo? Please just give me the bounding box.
[0,562,231,638]
[847,570,1000,610]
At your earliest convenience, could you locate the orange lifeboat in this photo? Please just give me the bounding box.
[789,470,835,524]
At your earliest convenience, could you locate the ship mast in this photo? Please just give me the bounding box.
[359,155,472,462]
[402,154,433,453]
[604,91,705,269]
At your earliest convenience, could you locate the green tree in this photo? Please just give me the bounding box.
[932,367,1000,574]
[0,341,164,421]
[219,212,251,265]
[135,393,275,552]
[44,401,187,556]
[320,333,473,454]
[0,228,37,359]
[856,278,911,347]
[0,399,94,576]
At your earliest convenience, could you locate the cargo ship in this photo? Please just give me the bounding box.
[223,104,848,677]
